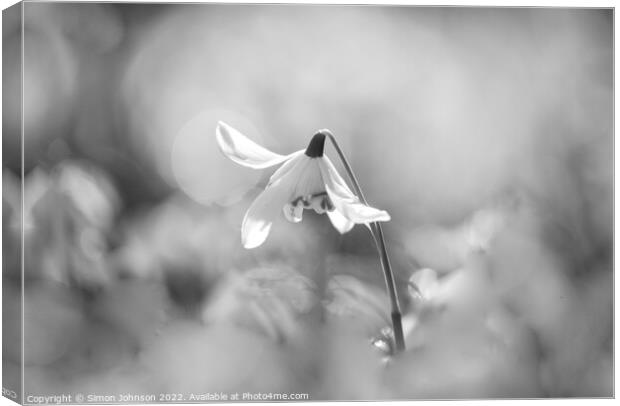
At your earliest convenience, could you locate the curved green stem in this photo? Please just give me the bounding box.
[324,131,405,353]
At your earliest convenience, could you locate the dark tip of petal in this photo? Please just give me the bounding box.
[305,131,327,158]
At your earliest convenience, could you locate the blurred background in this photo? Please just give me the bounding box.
[2,3,613,400]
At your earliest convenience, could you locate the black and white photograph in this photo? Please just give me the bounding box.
[1,1,615,403]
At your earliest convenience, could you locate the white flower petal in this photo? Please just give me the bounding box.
[327,209,355,234]
[318,156,357,199]
[283,202,303,223]
[241,157,306,248]
[241,200,274,249]
[318,156,391,224]
[216,121,292,169]
[267,150,305,187]
[292,159,324,198]
[242,184,290,248]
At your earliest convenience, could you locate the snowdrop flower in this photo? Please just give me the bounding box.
[216,122,391,249]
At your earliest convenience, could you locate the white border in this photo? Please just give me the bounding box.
[0,2,615,406]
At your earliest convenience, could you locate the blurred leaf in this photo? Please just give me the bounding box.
[113,194,240,280]
[324,274,389,335]
[54,160,119,229]
[28,161,119,289]
[203,265,317,342]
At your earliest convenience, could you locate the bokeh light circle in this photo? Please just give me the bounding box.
[171,110,266,206]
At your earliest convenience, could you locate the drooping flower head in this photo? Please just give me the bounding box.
[216,122,390,249]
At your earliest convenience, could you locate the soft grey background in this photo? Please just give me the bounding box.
[2,4,613,400]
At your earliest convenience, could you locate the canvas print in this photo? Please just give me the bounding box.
[2,2,613,403]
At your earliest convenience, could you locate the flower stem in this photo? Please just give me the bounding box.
[323,131,406,353]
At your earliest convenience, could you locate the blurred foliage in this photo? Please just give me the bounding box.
[2,3,612,400]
